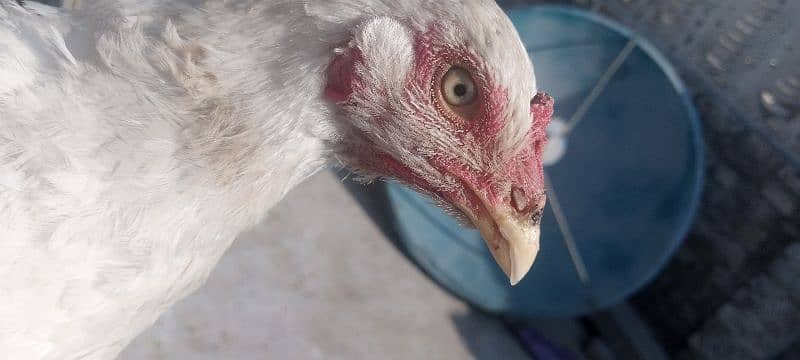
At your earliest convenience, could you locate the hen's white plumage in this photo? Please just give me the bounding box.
[0,0,539,358]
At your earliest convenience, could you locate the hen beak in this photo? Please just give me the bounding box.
[464,204,541,285]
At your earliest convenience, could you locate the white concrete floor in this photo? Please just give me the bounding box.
[121,171,529,359]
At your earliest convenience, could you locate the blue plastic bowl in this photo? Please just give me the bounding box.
[386,6,704,318]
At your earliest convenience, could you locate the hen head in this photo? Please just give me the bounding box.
[324,3,552,285]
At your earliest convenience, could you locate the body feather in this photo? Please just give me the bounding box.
[0,1,537,358]
[0,2,333,358]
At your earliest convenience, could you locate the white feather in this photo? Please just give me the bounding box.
[0,1,537,358]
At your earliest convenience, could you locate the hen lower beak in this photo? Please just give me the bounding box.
[462,203,541,285]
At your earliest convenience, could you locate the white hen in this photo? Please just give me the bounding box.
[0,0,553,358]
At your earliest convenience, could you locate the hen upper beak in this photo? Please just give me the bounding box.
[460,195,543,285]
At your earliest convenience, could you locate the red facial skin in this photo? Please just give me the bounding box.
[326,26,553,226]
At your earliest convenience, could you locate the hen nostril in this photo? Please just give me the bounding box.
[511,186,527,212]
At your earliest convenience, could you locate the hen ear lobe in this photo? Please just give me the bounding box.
[353,17,415,87]
[325,17,414,103]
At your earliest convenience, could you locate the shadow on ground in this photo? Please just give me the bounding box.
[334,169,535,359]
[335,169,406,253]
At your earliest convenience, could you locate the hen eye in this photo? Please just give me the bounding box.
[441,67,477,107]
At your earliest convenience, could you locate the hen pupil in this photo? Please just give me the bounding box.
[454,84,467,97]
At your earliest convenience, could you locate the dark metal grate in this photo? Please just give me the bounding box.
[500,0,800,357]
